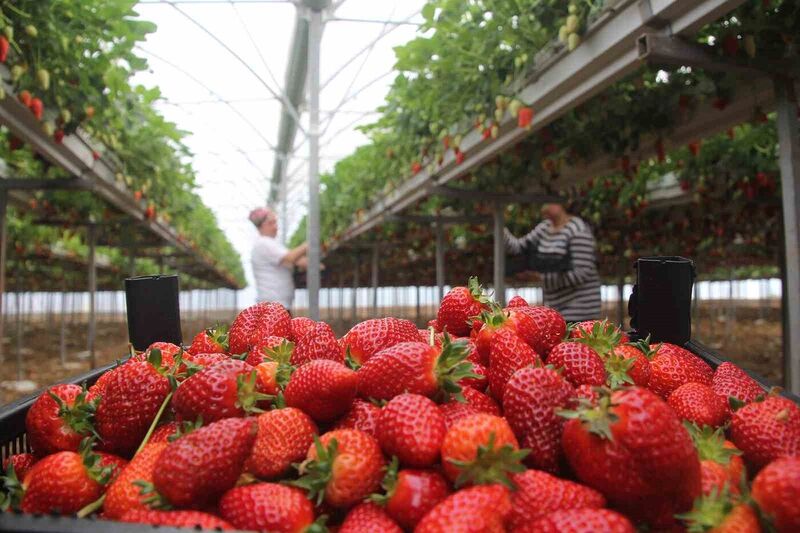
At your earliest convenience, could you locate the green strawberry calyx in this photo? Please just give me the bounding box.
[435,332,480,403]
[475,302,508,330]
[572,319,622,357]
[603,352,636,390]
[684,422,742,465]
[133,480,172,510]
[289,436,338,505]
[79,437,114,486]
[206,324,230,352]
[49,383,99,439]
[369,455,400,506]
[448,433,529,489]
[263,340,296,389]
[467,276,492,304]
[676,485,741,532]
[557,390,619,441]
[0,462,23,511]
[168,417,204,443]
[235,371,274,415]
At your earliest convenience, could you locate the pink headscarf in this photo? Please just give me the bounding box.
[249,207,271,228]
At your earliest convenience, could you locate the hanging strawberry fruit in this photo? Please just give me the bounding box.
[518,107,534,129]
[0,36,9,62]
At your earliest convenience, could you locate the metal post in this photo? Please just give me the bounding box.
[416,285,422,326]
[15,288,22,381]
[371,245,379,316]
[280,155,289,245]
[59,283,67,366]
[775,78,800,393]
[435,221,445,303]
[306,5,324,321]
[493,203,506,307]
[87,224,97,369]
[351,258,359,324]
[616,273,625,327]
[0,188,7,363]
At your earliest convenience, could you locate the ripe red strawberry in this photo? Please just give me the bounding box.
[148,421,184,444]
[561,387,701,527]
[547,342,605,387]
[605,343,651,388]
[752,456,800,532]
[669,382,729,427]
[376,393,445,467]
[357,336,475,402]
[25,384,97,456]
[678,488,760,533]
[415,484,512,533]
[228,302,291,355]
[120,510,233,530]
[712,362,764,405]
[686,424,745,496]
[96,451,128,484]
[103,441,168,519]
[183,351,228,369]
[460,360,488,391]
[245,335,288,366]
[439,400,481,429]
[437,277,490,336]
[18,90,33,107]
[573,384,600,403]
[284,359,357,422]
[440,413,525,486]
[334,399,382,437]
[340,502,402,533]
[146,341,183,360]
[514,306,567,356]
[427,318,441,332]
[29,97,44,120]
[648,342,713,398]
[21,442,111,515]
[503,366,574,473]
[3,454,36,480]
[341,317,421,365]
[507,295,529,308]
[246,407,317,479]
[730,395,800,471]
[219,483,316,533]
[507,469,605,529]
[462,385,501,415]
[520,508,635,533]
[289,316,316,342]
[0,37,9,63]
[293,429,384,508]
[153,417,257,508]
[570,320,628,347]
[95,358,171,456]
[475,305,541,361]
[372,462,450,529]
[173,359,270,423]
[188,325,228,355]
[488,328,542,402]
[291,321,343,366]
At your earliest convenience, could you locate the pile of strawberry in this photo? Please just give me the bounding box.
[2,278,799,533]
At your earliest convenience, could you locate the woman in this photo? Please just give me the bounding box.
[504,200,601,322]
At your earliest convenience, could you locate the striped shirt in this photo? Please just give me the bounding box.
[504,217,601,322]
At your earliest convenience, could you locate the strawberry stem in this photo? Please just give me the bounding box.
[134,390,173,456]
[76,494,105,518]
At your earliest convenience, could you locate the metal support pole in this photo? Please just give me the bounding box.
[306,6,324,321]
[280,156,289,244]
[775,78,800,393]
[351,258,359,324]
[87,224,97,369]
[416,285,422,326]
[435,222,445,303]
[0,188,7,363]
[616,273,625,327]
[371,245,379,317]
[15,289,22,381]
[493,203,506,307]
[59,283,67,366]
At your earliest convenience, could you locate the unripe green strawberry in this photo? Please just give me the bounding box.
[4,26,13,40]
[24,25,37,38]
[36,68,49,90]
[568,33,581,51]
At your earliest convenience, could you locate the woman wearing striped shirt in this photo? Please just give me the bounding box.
[504,201,601,322]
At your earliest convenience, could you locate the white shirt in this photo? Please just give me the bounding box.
[251,236,294,309]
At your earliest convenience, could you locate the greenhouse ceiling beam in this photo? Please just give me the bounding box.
[329,17,421,26]
[329,0,748,251]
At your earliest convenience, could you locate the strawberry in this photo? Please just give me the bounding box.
[669,382,729,427]
[722,34,740,56]
[440,413,525,486]
[228,302,291,355]
[711,362,764,405]
[427,318,442,332]
[102,441,168,519]
[334,398,382,437]
[245,335,288,366]
[0,36,8,62]
[148,421,187,444]
[437,277,490,336]
[439,400,481,429]
[96,452,128,484]
[173,359,270,422]
[520,508,635,533]
[357,335,476,402]
[561,387,701,527]
[341,317,421,365]
[569,319,628,355]
[340,502,402,533]
[219,482,316,533]
[605,342,652,388]
[574,384,600,403]
[153,417,257,508]
[506,305,566,356]
[475,304,541,360]
[292,321,343,366]
[18,90,32,107]
[376,393,445,467]
[415,484,512,533]
[752,456,800,532]
[120,509,233,530]
[95,356,171,456]
[284,359,357,422]
[188,325,228,355]
[25,384,97,456]
[678,487,760,533]
[246,407,317,479]
[293,429,384,508]
[503,366,574,473]
[53,129,65,144]
[461,385,502,415]
[507,295,529,308]
[29,97,43,120]
[21,441,111,515]
[461,360,488,391]
[507,469,606,529]
[730,395,800,471]
[648,342,713,398]
[546,342,606,387]
[289,316,316,342]
[2,454,36,481]
[182,351,228,369]
[145,341,182,361]
[372,461,449,529]
[487,328,542,402]
[687,424,744,496]
[518,107,534,128]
